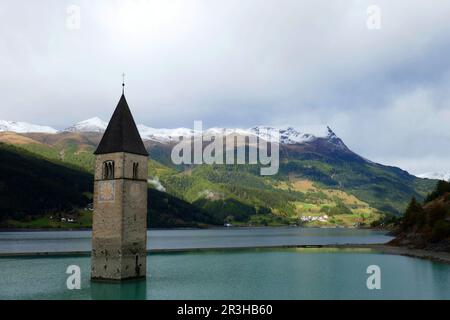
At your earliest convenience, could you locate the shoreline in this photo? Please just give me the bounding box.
[1,244,449,264]
[367,244,450,264]
[0,225,385,232]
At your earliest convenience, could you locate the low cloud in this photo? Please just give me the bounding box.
[148,177,166,192]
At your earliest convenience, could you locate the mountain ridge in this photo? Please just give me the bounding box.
[0,121,438,222]
[0,118,343,147]
[0,120,58,134]
[417,172,450,181]
[64,117,107,133]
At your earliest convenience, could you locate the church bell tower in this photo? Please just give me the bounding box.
[91,89,148,281]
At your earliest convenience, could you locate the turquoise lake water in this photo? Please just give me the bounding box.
[0,248,449,300]
[0,228,448,300]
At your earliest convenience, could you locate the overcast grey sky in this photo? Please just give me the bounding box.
[1,0,450,174]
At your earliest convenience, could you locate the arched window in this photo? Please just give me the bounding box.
[132,162,139,179]
[103,161,115,180]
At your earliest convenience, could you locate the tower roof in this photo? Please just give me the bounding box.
[94,94,148,156]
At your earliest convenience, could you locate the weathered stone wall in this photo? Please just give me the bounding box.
[91,152,148,281]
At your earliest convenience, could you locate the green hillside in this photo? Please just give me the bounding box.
[0,142,219,228]
[278,151,436,215]
[0,143,92,221]
[0,131,437,228]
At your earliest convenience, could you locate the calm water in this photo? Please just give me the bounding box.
[0,248,449,300]
[0,228,393,254]
[0,228,448,300]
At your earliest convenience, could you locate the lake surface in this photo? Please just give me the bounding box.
[0,248,449,299]
[0,228,393,254]
[0,228,448,300]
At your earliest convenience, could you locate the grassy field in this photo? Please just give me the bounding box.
[272,178,383,227]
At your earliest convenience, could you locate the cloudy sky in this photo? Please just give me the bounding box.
[1,0,450,174]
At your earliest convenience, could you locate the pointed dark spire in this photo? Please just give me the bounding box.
[94,94,148,156]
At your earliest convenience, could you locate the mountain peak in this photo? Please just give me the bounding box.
[0,120,58,134]
[64,117,107,133]
[137,124,195,142]
[417,172,450,181]
[248,124,339,145]
[326,126,337,137]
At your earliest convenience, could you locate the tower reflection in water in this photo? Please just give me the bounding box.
[91,279,147,300]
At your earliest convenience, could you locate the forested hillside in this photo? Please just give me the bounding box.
[0,143,219,228]
[0,130,437,228]
[390,180,450,252]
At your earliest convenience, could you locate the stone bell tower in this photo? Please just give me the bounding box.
[91,89,148,281]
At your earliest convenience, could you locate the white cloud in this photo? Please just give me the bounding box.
[1,0,450,173]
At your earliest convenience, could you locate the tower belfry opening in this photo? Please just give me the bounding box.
[91,83,148,281]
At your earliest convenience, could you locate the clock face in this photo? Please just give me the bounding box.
[98,181,115,202]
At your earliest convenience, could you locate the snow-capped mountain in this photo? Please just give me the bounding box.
[417,172,450,181]
[1,117,344,147]
[138,123,341,145]
[0,120,58,134]
[137,124,195,142]
[248,125,336,144]
[64,117,107,133]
